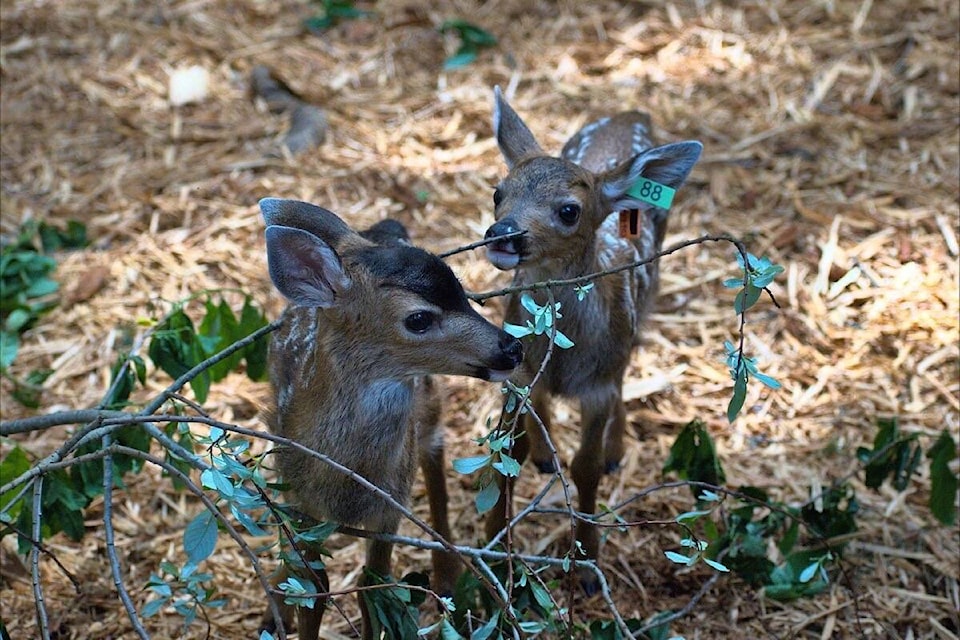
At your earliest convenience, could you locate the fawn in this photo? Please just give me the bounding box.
[257,198,523,639]
[481,88,702,591]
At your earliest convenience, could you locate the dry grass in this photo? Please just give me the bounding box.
[1,0,958,638]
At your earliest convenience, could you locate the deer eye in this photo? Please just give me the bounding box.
[404,311,436,334]
[493,188,504,207]
[557,203,581,226]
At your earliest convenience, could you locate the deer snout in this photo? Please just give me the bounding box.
[485,330,523,382]
[484,219,524,270]
[500,330,523,363]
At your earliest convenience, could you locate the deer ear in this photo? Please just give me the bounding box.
[260,198,355,250]
[493,86,543,169]
[265,225,352,308]
[600,141,703,210]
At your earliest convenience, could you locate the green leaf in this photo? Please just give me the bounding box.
[469,610,500,640]
[492,453,521,477]
[198,298,241,381]
[0,447,31,519]
[502,322,532,339]
[727,369,748,423]
[184,510,218,564]
[552,330,575,349]
[240,297,269,380]
[475,480,500,515]
[24,277,58,298]
[675,509,712,524]
[0,331,18,369]
[4,308,31,332]
[440,617,466,640]
[200,468,235,499]
[451,455,491,475]
[519,293,539,316]
[703,558,730,572]
[722,277,744,289]
[752,370,781,389]
[142,596,168,617]
[798,561,820,583]
[528,577,553,610]
[148,307,211,403]
[663,420,726,490]
[664,551,693,566]
[927,430,958,526]
[734,285,762,314]
[752,264,784,288]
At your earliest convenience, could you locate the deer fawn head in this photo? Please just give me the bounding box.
[484,86,702,274]
[262,197,523,382]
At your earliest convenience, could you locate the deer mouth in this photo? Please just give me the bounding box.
[486,239,522,270]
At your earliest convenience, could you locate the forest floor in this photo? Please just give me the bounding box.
[1,0,958,638]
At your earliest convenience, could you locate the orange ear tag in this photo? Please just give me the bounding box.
[618,210,640,238]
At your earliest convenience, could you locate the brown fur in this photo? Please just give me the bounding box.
[257,198,522,638]
[482,90,701,591]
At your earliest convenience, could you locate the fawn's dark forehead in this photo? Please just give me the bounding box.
[355,245,468,311]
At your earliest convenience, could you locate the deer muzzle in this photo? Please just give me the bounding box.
[484,330,524,381]
[484,219,525,270]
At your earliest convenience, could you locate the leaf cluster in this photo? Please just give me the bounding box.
[439,19,497,70]
[503,292,575,349]
[857,417,957,526]
[148,295,268,404]
[304,0,370,32]
[1,220,87,403]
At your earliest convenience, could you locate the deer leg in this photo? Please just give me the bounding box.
[258,562,295,638]
[295,563,329,640]
[526,385,557,473]
[602,388,627,474]
[259,544,329,640]
[419,432,460,596]
[484,410,531,543]
[571,392,615,595]
[359,536,395,640]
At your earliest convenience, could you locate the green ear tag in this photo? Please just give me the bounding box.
[626,178,676,209]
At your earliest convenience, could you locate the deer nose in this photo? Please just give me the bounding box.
[499,331,524,365]
[485,219,519,240]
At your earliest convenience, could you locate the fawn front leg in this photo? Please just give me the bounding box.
[602,387,627,473]
[359,536,395,640]
[570,390,616,595]
[419,438,460,595]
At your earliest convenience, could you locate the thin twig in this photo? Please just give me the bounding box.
[102,435,150,640]
[437,230,526,258]
[468,233,748,301]
[31,476,50,640]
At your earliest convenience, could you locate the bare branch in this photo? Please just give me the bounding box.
[102,436,150,640]
[437,230,527,259]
